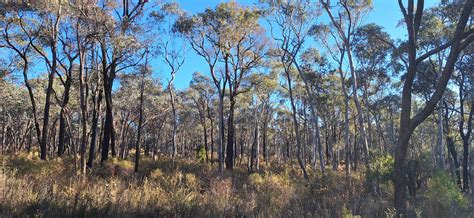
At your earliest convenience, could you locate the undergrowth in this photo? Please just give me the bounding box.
[0,153,471,217]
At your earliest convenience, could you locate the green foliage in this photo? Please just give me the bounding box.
[368,154,394,183]
[196,146,206,162]
[421,171,469,216]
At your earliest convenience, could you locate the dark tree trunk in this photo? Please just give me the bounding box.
[134,72,145,173]
[459,71,474,191]
[101,61,116,163]
[39,36,60,160]
[393,1,472,214]
[284,68,308,179]
[87,83,102,169]
[57,77,71,157]
[462,139,471,190]
[225,98,235,170]
[446,137,462,187]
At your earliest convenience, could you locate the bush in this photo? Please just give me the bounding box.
[420,171,469,217]
[368,154,394,184]
[248,172,295,215]
[205,178,236,215]
[5,153,470,217]
[197,146,206,163]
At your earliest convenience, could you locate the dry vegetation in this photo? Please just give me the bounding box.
[1,152,471,217]
[0,152,370,217]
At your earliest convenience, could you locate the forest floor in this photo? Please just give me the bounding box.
[0,152,471,217]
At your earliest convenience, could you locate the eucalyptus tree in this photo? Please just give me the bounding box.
[456,44,473,191]
[264,0,321,177]
[100,0,148,162]
[134,53,150,173]
[415,2,467,169]
[174,2,266,171]
[352,23,393,150]
[115,71,165,160]
[155,2,186,158]
[87,41,104,169]
[418,0,474,191]
[249,89,263,171]
[393,0,473,214]
[2,9,43,156]
[190,72,215,163]
[18,2,65,160]
[222,2,267,170]
[321,0,372,166]
[311,23,352,174]
[254,69,279,165]
[299,47,328,170]
[246,70,279,169]
[174,7,225,172]
[1,2,73,160]
[68,1,103,173]
[54,17,78,158]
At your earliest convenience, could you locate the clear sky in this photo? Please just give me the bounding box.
[152,0,439,90]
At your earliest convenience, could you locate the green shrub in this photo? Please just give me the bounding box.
[196,146,206,163]
[421,171,469,217]
[368,154,394,183]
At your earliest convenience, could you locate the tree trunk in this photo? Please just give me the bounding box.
[225,98,235,170]
[39,37,59,160]
[57,77,71,157]
[100,42,117,163]
[446,137,462,187]
[169,85,177,158]
[459,71,474,191]
[201,106,209,163]
[87,87,102,169]
[346,47,370,164]
[436,100,445,168]
[262,103,269,165]
[394,0,472,214]
[134,71,145,173]
[218,89,225,172]
[78,43,87,175]
[208,109,215,165]
[284,69,308,179]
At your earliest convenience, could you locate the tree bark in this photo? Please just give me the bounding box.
[394,0,472,214]
[135,69,145,173]
[100,40,117,163]
[87,86,102,169]
[284,68,308,179]
[78,40,87,175]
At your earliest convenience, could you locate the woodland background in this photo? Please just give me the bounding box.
[0,0,473,217]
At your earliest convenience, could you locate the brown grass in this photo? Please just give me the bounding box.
[1,153,466,217]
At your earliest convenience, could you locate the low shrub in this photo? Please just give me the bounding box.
[420,171,470,217]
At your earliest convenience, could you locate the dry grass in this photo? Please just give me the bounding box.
[0,153,469,217]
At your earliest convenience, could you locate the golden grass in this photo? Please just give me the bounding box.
[0,153,469,217]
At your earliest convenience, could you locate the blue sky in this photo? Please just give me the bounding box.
[2,0,440,91]
[154,0,439,90]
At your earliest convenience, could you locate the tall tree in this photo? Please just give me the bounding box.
[265,0,323,175]
[222,2,267,170]
[393,0,473,214]
[134,53,149,173]
[190,72,215,163]
[100,0,147,163]
[321,0,372,166]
